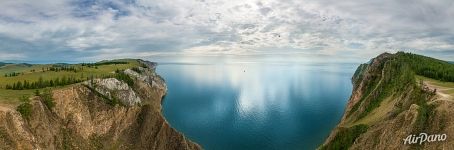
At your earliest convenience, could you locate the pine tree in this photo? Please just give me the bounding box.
[34,90,40,96]
[38,77,44,88]
[16,81,23,90]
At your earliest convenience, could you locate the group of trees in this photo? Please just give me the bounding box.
[3,66,79,78]
[81,61,128,68]
[5,70,135,90]
[49,65,78,72]
[4,72,21,77]
[3,61,130,79]
[5,76,82,90]
[131,67,142,74]
[16,89,54,120]
[115,69,134,86]
[3,65,137,90]
[396,52,454,82]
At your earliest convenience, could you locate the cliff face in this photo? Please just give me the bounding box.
[321,53,454,150]
[0,60,201,150]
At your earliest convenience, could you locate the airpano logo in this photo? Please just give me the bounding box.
[403,133,447,145]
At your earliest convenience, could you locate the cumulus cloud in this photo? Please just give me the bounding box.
[0,0,453,62]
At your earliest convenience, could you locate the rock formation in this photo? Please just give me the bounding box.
[0,60,201,150]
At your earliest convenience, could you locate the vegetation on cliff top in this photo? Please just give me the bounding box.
[16,96,32,119]
[324,52,454,149]
[320,124,368,150]
[396,52,454,82]
[349,52,452,120]
[0,59,141,105]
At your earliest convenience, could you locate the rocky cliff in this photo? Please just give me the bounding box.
[321,52,454,150]
[0,60,201,150]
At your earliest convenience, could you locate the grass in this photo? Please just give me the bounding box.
[0,60,139,87]
[0,59,141,105]
[320,124,368,150]
[417,75,454,88]
[447,89,454,95]
[351,96,394,126]
[0,89,35,105]
[324,53,453,148]
[351,76,448,127]
[352,58,415,120]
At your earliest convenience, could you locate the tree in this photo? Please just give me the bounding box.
[41,89,55,109]
[34,90,40,96]
[16,96,32,119]
[16,81,23,90]
[23,80,30,89]
[55,77,60,86]
[38,77,44,88]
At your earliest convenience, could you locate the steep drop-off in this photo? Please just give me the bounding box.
[0,60,201,150]
[321,52,454,150]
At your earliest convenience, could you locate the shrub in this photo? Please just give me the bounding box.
[17,103,33,119]
[34,90,40,96]
[41,89,55,109]
[131,67,142,74]
[320,124,369,150]
[115,72,134,87]
[16,96,32,119]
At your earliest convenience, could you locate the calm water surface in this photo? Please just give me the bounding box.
[157,62,356,150]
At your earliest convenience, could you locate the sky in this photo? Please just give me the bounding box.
[0,0,453,63]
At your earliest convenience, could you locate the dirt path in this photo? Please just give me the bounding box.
[424,81,454,101]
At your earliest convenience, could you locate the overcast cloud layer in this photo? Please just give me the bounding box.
[0,0,453,62]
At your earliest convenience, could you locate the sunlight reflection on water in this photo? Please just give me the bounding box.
[158,62,356,150]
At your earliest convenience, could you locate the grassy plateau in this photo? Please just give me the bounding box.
[0,59,141,105]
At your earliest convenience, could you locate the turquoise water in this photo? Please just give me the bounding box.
[158,62,356,150]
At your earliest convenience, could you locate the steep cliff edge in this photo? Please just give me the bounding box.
[321,52,454,150]
[0,60,201,150]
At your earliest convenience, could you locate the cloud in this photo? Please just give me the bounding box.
[0,0,453,62]
[0,51,24,60]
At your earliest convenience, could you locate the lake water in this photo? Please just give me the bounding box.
[157,62,356,150]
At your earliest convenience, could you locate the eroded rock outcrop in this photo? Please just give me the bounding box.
[85,78,142,106]
[0,60,201,150]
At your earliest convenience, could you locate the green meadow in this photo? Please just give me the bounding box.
[0,59,141,105]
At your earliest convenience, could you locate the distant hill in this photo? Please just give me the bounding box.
[0,62,11,67]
